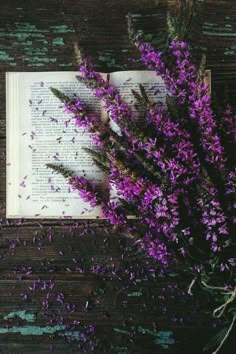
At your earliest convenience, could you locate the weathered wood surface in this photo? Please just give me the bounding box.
[0,0,236,353]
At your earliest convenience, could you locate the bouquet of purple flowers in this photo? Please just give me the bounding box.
[48,14,235,354]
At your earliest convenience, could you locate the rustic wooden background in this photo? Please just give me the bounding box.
[0,0,235,353]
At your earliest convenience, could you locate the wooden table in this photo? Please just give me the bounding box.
[0,1,235,353]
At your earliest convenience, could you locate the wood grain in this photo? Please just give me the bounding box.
[0,0,236,352]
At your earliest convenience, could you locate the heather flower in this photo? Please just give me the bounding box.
[8,240,17,250]
[79,58,104,84]
[225,170,236,196]
[69,175,100,207]
[51,87,106,148]
[189,85,226,171]
[79,59,136,128]
[168,40,197,102]
[138,187,180,245]
[135,38,226,172]
[101,201,127,225]
[48,27,236,347]
[134,39,196,102]
[219,258,236,272]
[64,100,105,148]
[110,175,144,202]
[142,184,163,207]
[146,106,201,186]
[56,291,64,303]
[197,182,229,252]
[141,231,169,266]
[221,104,236,144]
[225,169,236,226]
[137,42,166,76]
[49,31,235,344]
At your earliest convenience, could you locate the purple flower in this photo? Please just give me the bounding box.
[78,59,136,131]
[222,104,236,144]
[189,86,226,171]
[101,201,127,225]
[140,231,170,266]
[69,176,99,207]
[146,107,201,186]
[197,181,228,252]
[137,39,226,171]
[56,292,65,304]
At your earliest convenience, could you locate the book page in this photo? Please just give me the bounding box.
[6,71,107,219]
[109,70,166,121]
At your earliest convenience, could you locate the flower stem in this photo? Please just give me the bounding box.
[212,315,236,354]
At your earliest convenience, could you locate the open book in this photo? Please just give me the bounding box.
[6,70,211,219]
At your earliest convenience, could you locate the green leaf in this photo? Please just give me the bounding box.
[139,84,150,104]
[50,87,70,103]
[131,89,143,103]
[203,327,228,352]
[46,163,73,179]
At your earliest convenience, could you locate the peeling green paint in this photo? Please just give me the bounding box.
[203,22,216,27]
[127,291,143,297]
[53,37,64,46]
[27,63,46,67]
[113,326,174,349]
[137,326,174,349]
[130,13,161,24]
[0,51,14,61]
[98,50,123,69]
[24,57,56,63]
[38,39,48,45]
[50,25,72,33]
[0,324,65,336]
[15,22,47,33]
[0,311,81,339]
[0,44,13,49]
[203,31,236,37]
[4,311,36,323]
[59,63,73,67]
[202,22,236,37]
[113,328,130,335]
[0,31,44,41]
[191,45,208,51]
[0,21,68,67]
[24,48,48,55]
[130,14,143,18]
[21,40,33,46]
[153,332,175,348]
[130,13,160,18]
[224,49,236,55]
[0,23,46,42]
[59,330,84,340]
